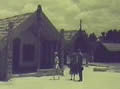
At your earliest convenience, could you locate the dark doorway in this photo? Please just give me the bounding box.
[23,44,35,62]
[21,44,36,73]
[12,38,21,74]
[40,41,56,69]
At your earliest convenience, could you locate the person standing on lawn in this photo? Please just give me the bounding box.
[53,51,60,80]
[69,52,77,80]
[76,49,84,82]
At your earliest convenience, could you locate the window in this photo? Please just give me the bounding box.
[23,44,35,62]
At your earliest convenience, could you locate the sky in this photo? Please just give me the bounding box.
[0,0,120,35]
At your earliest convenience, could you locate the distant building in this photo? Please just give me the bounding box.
[64,30,77,41]
[0,5,64,81]
[68,20,89,53]
[94,42,120,62]
[63,20,90,65]
[62,30,77,64]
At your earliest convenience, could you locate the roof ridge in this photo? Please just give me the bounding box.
[0,12,33,21]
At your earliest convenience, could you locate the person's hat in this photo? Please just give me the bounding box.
[54,51,58,55]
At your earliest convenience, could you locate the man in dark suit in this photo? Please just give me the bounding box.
[76,50,83,82]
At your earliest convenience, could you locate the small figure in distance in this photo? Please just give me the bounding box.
[53,51,60,80]
[77,49,84,82]
[69,52,77,80]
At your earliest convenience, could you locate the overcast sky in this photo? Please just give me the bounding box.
[0,0,120,35]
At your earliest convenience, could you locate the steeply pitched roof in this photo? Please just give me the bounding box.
[36,11,60,40]
[0,13,33,49]
[102,43,120,52]
[0,5,60,49]
[0,13,32,31]
[0,13,32,40]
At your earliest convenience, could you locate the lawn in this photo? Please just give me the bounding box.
[0,66,120,89]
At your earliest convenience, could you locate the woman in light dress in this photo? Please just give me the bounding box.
[53,52,60,80]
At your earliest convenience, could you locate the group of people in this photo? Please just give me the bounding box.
[53,50,84,82]
[69,51,83,81]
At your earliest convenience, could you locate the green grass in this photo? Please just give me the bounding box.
[0,66,120,89]
[93,67,109,72]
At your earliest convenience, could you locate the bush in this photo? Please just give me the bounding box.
[93,67,109,72]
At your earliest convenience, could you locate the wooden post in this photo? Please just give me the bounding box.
[36,5,42,72]
[37,29,41,72]
[6,22,13,80]
[60,29,65,74]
